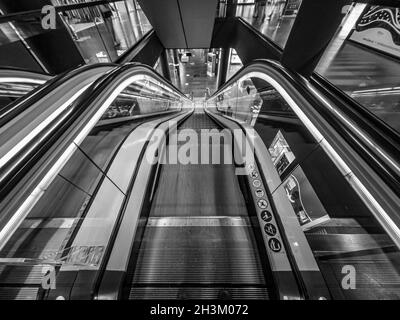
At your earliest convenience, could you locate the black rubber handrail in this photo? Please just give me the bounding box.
[0,66,51,77]
[0,62,190,200]
[0,63,117,128]
[208,59,400,197]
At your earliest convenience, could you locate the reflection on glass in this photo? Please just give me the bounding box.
[283,167,329,229]
[214,76,294,125]
[0,15,52,43]
[316,4,400,134]
[207,74,400,299]
[236,0,302,48]
[130,0,152,35]
[0,1,153,69]
[227,49,243,81]
[101,79,182,121]
[54,0,152,63]
[60,6,120,63]
[0,73,184,299]
[269,130,295,175]
[0,149,105,300]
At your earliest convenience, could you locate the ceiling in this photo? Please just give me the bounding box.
[138,0,219,49]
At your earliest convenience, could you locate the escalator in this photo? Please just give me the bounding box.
[123,111,276,300]
[0,63,189,300]
[0,59,399,301]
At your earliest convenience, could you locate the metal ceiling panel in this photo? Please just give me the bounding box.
[138,0,218,49]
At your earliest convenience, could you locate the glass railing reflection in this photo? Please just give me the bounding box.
[235,0,302,48]
[0,1,153,69]
[58,0,153,64]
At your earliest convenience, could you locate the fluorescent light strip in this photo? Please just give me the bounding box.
[0,77,46,85]
[0,85,89,169]
[241,71,400,244]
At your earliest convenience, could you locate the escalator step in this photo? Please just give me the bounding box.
[129,287,269,300]
[0,287,39,300]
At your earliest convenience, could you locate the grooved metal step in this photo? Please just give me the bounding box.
[130,287,269,300]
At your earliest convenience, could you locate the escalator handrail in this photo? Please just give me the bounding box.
[0,63,117,128]
[207,59,400,196]
[0,62,190,203]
